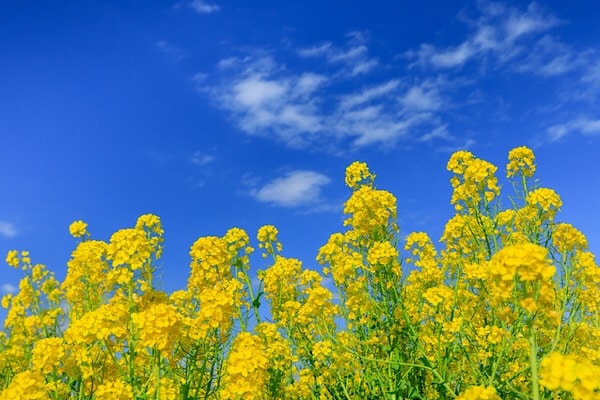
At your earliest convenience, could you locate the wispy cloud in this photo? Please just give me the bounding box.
[400,81,443,111]
[1,283,17,294]
[202,55,326,148]
[156,40,184,61]
[0,221,17,238]
[189,0,219,14]
[547,117,600,141]
[408,2,561,70]
[190,150,216,166]
[197,2,600,151]
[298,32,378,76]
[250,170,331,208]
[339,80,400,110]
[200,47,452,151]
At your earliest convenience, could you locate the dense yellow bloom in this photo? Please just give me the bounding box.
[2,148,599,400]
[256,322,294,373]
[367,240,398,266]
[488,243,555,282]
[447,150,500,211]
[94,379,133,400]
[221,332,269,400]
[540,352,600,398]
[197,279,243,331]
[134,213,163,236]
[261,256,302,308]
[106,228,157,270]
[506,146,536,178]
[64,298,129,344]
[457,385,501,400]
[343,185,398,235]
[0,370,47,400]
[31,337,65,374]
[345,161,375,189]
[526,187,562,214]
[62,240,110,316]
[69,220,88,238]
[132,301,182,352]
[188,236,230,288]
[553,222,588,253]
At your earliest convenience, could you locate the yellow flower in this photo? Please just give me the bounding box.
[257,225,282,257]
[132,301,182,352]
[507,146,536,178]
[31,337,66,374]
[540,352,600,396]
[0,370,48,400]
[367,240,398,266]
[5,250,19,268]
[344,161,375,189]
[69,220,88,238]
[553,223,588,253]
[527,187,562,209]
[457,385,501,400]
[94,379,133,400]
[221,332,269,399]
[343,185,398,236]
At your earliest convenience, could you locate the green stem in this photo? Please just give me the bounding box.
[529,331,540,400]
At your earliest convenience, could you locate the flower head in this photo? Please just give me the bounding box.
[69,220,88,238]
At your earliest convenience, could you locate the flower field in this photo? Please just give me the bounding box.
[1,146,599,399]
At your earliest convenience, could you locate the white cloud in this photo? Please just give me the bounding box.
[202,56,326,147]
[400,83,443,111]
[547,117,600,141]
[297,36,378,77]
[0,221,17,238]
[409,2,560,70]
[233,77,288,108]
[421,42,476,69]
[201,49,449,150]
[1,283,17,294]
[297,43,332,58]
[190,0,219,14]
[156,40,183,60]
[583,61,600,86]
[294,73,327,96]
[191,150,215,166]
[503,3,560,42]
[350,59,378,76]
[339,80,400,109]
[419,125,451,142]
[251,170,331,208]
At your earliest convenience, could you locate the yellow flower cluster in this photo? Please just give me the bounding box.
[1,146,599,399]
[526,187,562,215]
[257,224,282,257]
[344,161,375,189]
[0,371,47,400]
[506,145,536,178]
[539,352,600,399]
[220,332,269,400]
[94,379,133,400]
[456,385,501,400]
[447,150,500,210]
[131,301,182,352]
[69,220,88,238]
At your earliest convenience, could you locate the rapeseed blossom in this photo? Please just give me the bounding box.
[68,220,88,238]
[1,146,599,399]
[507,145,536,178]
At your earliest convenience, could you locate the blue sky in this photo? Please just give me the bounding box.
[1,1,599,311]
